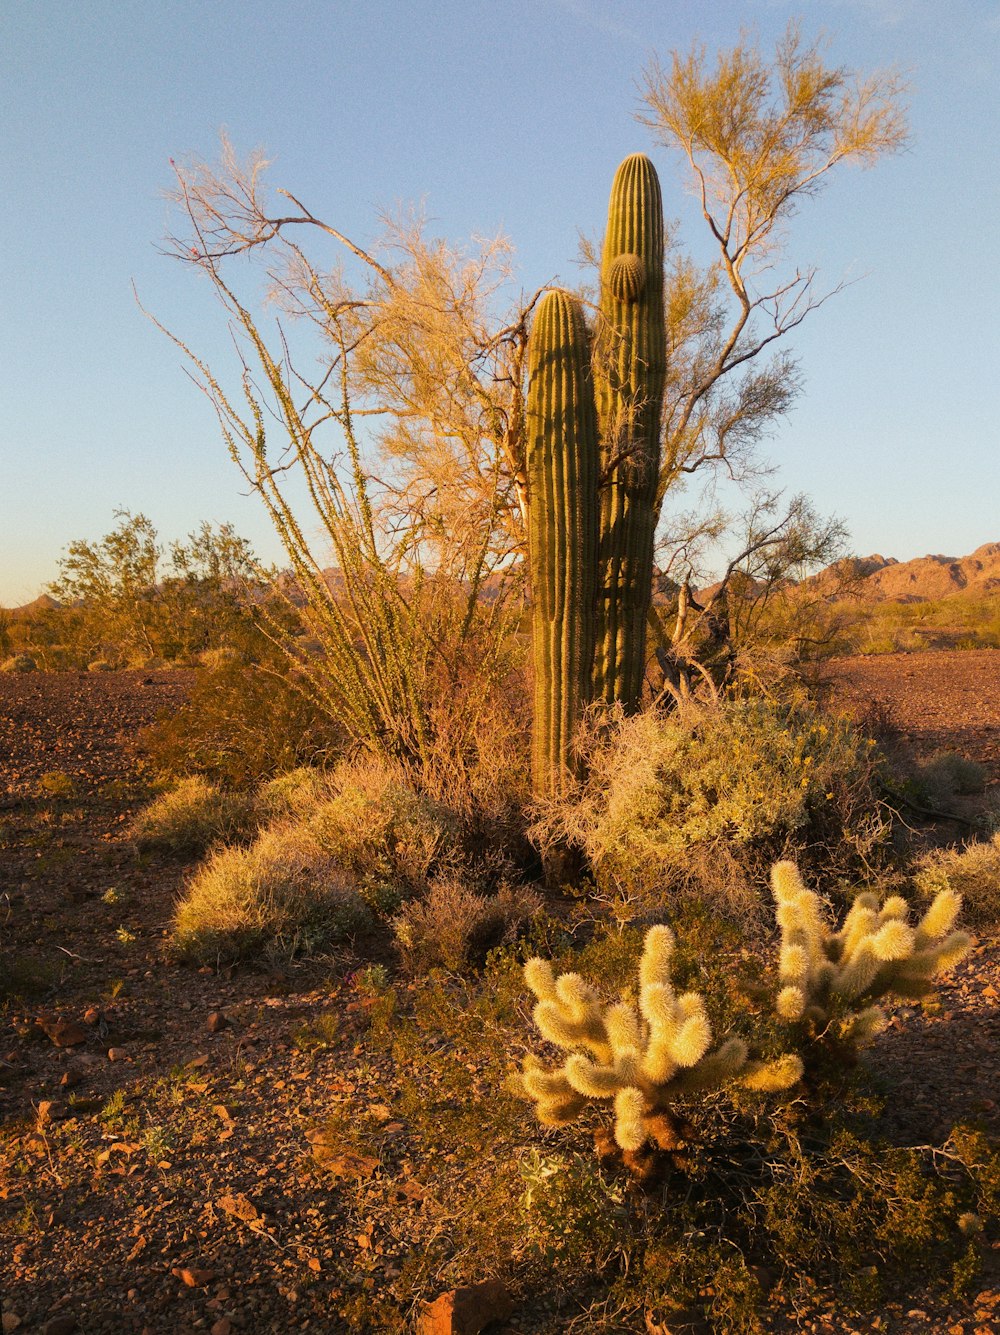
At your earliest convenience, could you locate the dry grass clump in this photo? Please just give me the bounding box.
[173,823,371,962]
[532,698,889,920]
[255,767,327,823]
[392,877,542,974]
[130,776,254,858]
[914,833,1000,930]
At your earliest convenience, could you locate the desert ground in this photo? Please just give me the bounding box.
[1,654,998,1334]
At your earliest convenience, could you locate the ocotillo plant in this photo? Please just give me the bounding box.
[593,153,667,710]
[517,924,802,1158]
[525,289,599,799]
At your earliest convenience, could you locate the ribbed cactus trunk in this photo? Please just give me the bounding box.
[593,153,666,711]
[526,290,599,800]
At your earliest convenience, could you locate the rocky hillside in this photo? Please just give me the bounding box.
[832,542,1000,603]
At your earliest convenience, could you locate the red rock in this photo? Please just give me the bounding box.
[171,1266,216,1288]
[41,1018,87,1048]
[210,1321,233,1335]
[207,1010,228,1033]
[107,1047,127,1062]
[82,1005,102,1026]
[417,1280,512,1335]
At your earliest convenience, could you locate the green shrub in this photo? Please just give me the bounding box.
[393,877,542,974]
[173,822,371,962]
[532,698,890,917]
[129,776,254,857]
[914,833,1000,930]
[255,766,326,822]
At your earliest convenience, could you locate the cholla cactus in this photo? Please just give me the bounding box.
[771,860,971,1048]
[518,925,802,1153]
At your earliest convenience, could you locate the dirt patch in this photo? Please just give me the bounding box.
[818,647,1000,781]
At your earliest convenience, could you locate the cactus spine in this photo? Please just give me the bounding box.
[593,153,667,710]
[525,289,599,798]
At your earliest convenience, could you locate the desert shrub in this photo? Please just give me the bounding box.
[0,653,36,673]
[255,766,327,824]
[915,833,1000,930]
[303,756,459,915]
[86,658,117,672]
[129,776,254,857]
[142,653,340,788]
[393,877,542,974]
[912,750,988,802]
[173,822,371,962]
[532,698,890,918]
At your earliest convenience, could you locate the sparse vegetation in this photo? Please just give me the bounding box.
[129,775,254,857]
[173,821,372,962]
[915,833,1000,930]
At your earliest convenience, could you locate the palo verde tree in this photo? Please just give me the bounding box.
[155,23,905,789]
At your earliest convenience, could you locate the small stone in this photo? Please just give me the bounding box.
[41,1018,87,1049]
[107,1047,127,1062]
[417,1280,513,1335]
[2,1314,22,1333]
[207,1011,228,1033]
[40,1319,79,1335]
[211,1321,233,1335]
[171,1267,216,1288]
[82,1006,102,1026]
[59,1067,83,1089]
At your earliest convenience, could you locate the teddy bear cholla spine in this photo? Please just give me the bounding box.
[520,925,802,1152]
[771,860,972,1046]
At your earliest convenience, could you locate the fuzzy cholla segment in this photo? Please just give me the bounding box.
[771,860,971,1045]
[520,925,802,1151]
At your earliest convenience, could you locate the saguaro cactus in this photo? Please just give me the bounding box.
[593,153,667,710]
[526,289,599,798]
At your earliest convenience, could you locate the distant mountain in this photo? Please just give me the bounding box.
[825,543,1000,603]
[4,593,60,617]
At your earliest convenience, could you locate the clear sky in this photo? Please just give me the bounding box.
[2,0,998,606]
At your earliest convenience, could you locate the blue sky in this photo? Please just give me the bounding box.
[2,0,998,604]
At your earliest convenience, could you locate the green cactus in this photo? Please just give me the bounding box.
[771,860,971,1049]
[593,153,667,710]
[516,924,802,1158]
[525,289,599,798]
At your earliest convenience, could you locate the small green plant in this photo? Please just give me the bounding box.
[293,1011,341,1052]
[115,925,137,945]
[37,770,76,800]
[517,924,801,1163]
[771,860,971,1052]
[102,886,122,905]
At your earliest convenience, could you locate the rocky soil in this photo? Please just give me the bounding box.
[0,658,998,1334]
